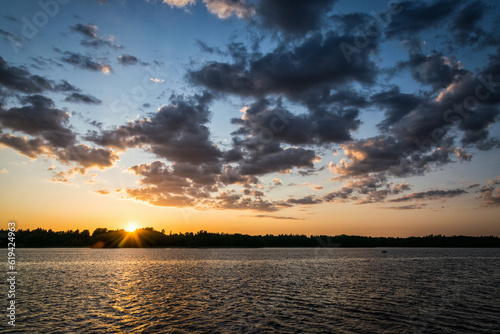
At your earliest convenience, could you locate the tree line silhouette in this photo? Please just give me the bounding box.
[1,227,500,248]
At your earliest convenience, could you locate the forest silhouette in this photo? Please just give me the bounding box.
[2,228,500,248]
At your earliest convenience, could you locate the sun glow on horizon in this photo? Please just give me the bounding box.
[125,224,138,232]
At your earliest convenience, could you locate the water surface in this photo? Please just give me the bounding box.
[2,248,499,333]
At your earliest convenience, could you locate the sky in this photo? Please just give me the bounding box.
[0,0,499,236]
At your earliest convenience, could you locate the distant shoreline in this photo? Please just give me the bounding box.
[2,228,499,248]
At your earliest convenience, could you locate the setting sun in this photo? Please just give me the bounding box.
[125,224,138,233]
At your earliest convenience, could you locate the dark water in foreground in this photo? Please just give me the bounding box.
[1,248,499,333]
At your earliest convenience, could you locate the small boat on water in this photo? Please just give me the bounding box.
[381,250,388,253]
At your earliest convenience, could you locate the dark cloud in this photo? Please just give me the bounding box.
[231,99,360,147]
[71,23,98,39]
[401,50,468,90]
[0,57,53,93]
[70,23,121,49]
[212,191,280,212]
[0,133,46,158]
[54,80,80,92]
[389,189,467,203]
[238,145,317,175]
[0,95,75,147]
[196,39,222,54]
[384,205,423,210]
[64,93,102,105]
[287,195,323,205]
[60,51,112,73]
[450,1,497,47]
[189,31,378,98]
[255,0,338,35]
[458,107,500,150]
[121,160,283,210]
[385,0,459,39]
[0,95,118,170]
[330,13,373,35]
[324,174,411,205]
[57,144,118,169]
[117,54,140,66]
[371,87,422,130]
[241,189,265,197]
[87,92,222,164]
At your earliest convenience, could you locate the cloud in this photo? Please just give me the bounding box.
[450,1,497,47]
[0,134,47,158]
[64,93,102,104]
[250,215,304,220]
[162,0,195,8]
[384,205,423,210]
[478,178,500,207]
[0,57,58,93]
[0,95,118,171]
[117,54,140,66]
[400,50,467,90]
[332,136,457,178]
[87,92,221,164]
[238,146,318,175]
[231,98,360,146]
[70,23,121,49]
[55,144,119,169]
[0,168,8,174]
[241,189,265,197]
[324,174,411,204]
[121,163,282,211]
[287,195,323,205]
[371,87,423,130]
[188,31,378,98]
[203,0,255,19]
[49,171,70,183]
[389,189,467,203]
[149,77,164,83]
[0,28,27,50]
[385,0,458,39]
[211,191,281,212]
[255,0,338,35]
[71,23,98,39]
[60,51,113,74]
[0,95,75,147]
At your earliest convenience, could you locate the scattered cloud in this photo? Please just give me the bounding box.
[203,0,255,19]
[70,23,121,49]
[59,51,113,74]
[117,54,141,66]
[250,215,304,220]
[149,77,164,83]
[64,93,102,104]
[389,189,467,203]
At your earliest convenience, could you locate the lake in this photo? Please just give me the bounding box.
[2,248,499,333]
